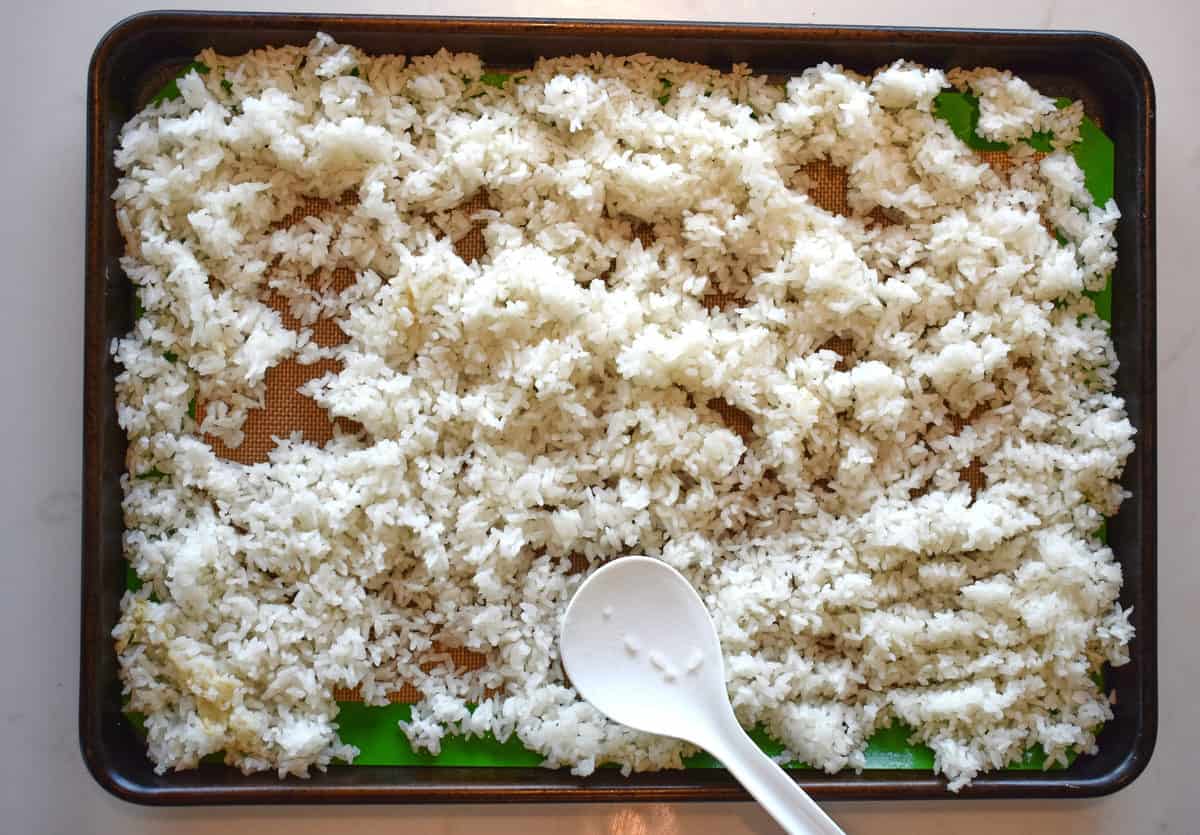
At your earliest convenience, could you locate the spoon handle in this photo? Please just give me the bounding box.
[707,724,845,835]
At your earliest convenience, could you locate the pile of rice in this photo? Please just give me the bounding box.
[111,34,1135,790]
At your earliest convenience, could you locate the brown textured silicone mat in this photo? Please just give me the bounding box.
[197,154,1020,702]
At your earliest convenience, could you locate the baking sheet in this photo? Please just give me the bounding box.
[82,13,1156,803]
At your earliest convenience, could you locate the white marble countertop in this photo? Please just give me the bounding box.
[3,0,1193,831]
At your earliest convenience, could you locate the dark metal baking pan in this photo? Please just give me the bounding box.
[82,11,1157,804]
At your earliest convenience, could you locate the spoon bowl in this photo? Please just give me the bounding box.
[560,554,730,748]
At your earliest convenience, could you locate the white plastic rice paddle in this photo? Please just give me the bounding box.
[560,556,844,835]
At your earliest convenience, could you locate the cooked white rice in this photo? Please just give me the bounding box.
[110,36,1134,790]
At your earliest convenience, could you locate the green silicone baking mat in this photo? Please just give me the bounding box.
[122,69,1115,773]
